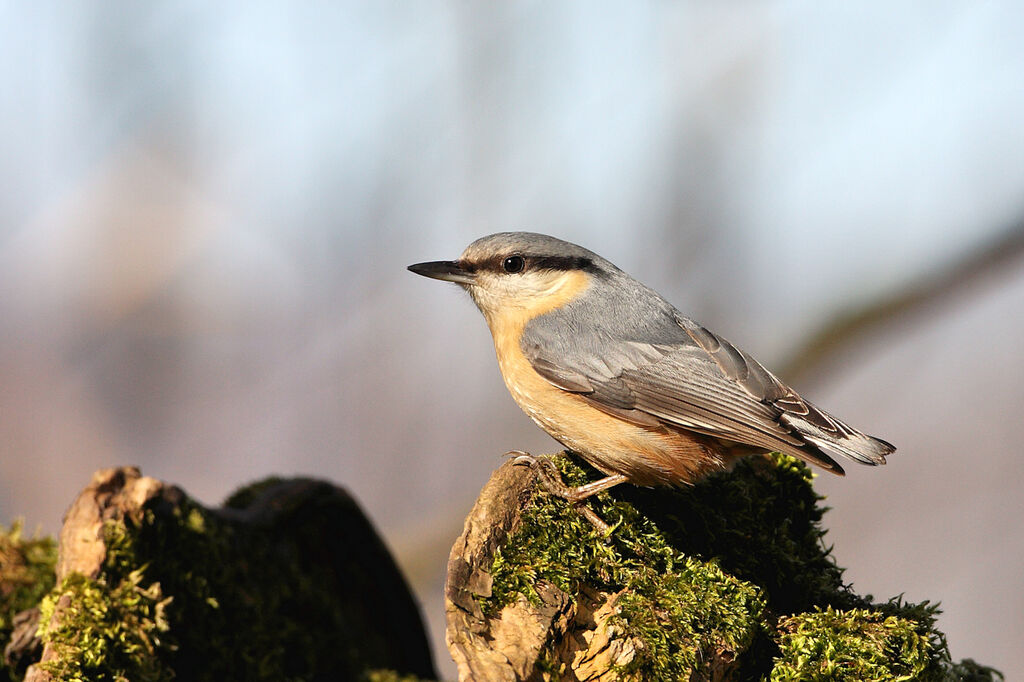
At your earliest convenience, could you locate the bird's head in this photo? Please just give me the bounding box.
[408,232,607,326]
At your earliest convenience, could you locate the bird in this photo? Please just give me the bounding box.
[408,232,893,512]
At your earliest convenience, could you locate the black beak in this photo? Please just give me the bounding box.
[407,260,476,285]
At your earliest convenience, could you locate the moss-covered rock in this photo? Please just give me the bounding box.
[459,452,1003,681]
[15,468,435,682]
[486,460,768,680]
[0,457,1007,682]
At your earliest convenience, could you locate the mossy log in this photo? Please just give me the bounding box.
[4,467,435,682]
[445,453,1003,682]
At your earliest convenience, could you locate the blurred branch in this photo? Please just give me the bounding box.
[781,220,1024,387]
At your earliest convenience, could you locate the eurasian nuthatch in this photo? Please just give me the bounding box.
[409,232,893,505]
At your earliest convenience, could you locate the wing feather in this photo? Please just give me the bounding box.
[524,313,893,473]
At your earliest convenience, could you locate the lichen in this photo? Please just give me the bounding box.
[483,452,1004,681]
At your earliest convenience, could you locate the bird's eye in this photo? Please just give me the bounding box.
[502,255,525,273]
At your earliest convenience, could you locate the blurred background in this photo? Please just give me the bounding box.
[2,2,1023,678]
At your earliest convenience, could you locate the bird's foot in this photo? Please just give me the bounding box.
[509,452,627,535]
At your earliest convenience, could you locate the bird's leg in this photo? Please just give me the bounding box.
[508,452,628,534]
[509,452,629,501]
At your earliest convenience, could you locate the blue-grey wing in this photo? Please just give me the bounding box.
[521,310,893,474]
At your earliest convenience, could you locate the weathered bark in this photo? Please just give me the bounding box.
[26,468,167,681]
[445,461,641,682]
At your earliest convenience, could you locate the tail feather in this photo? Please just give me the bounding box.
[802,432,894,467]
[782,407,895,472]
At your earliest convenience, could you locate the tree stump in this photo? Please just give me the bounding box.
[0,458,1005,681]
[443,453,1003,682]
[17,467,436,682]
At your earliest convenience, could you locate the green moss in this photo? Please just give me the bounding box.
[0,521,57,682]
[945,659,1006,682]
[362,671,434,682]
[97,494,372,680]
[864,598,1006,682]
[771,606,933,681]
[615,452,860,615]
[32,479,436,681]
[772,601,1003,682]
[488,456,767,679]
[0,521,56,633]
[616,559,766,677]
[36,571,172,682]
[484,452,1003,681]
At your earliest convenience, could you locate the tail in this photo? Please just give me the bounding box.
[779,402,895,476]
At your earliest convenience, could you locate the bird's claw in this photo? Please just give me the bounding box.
[508,450,538,468]
[506,451,615,535]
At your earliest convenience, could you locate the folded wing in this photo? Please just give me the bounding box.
[522,312,894,475]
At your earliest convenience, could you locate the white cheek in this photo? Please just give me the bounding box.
[467,277,504,311]
[469,271,575,317]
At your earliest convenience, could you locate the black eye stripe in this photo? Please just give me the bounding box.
[530,256,595,272]
[461,254,600,274]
